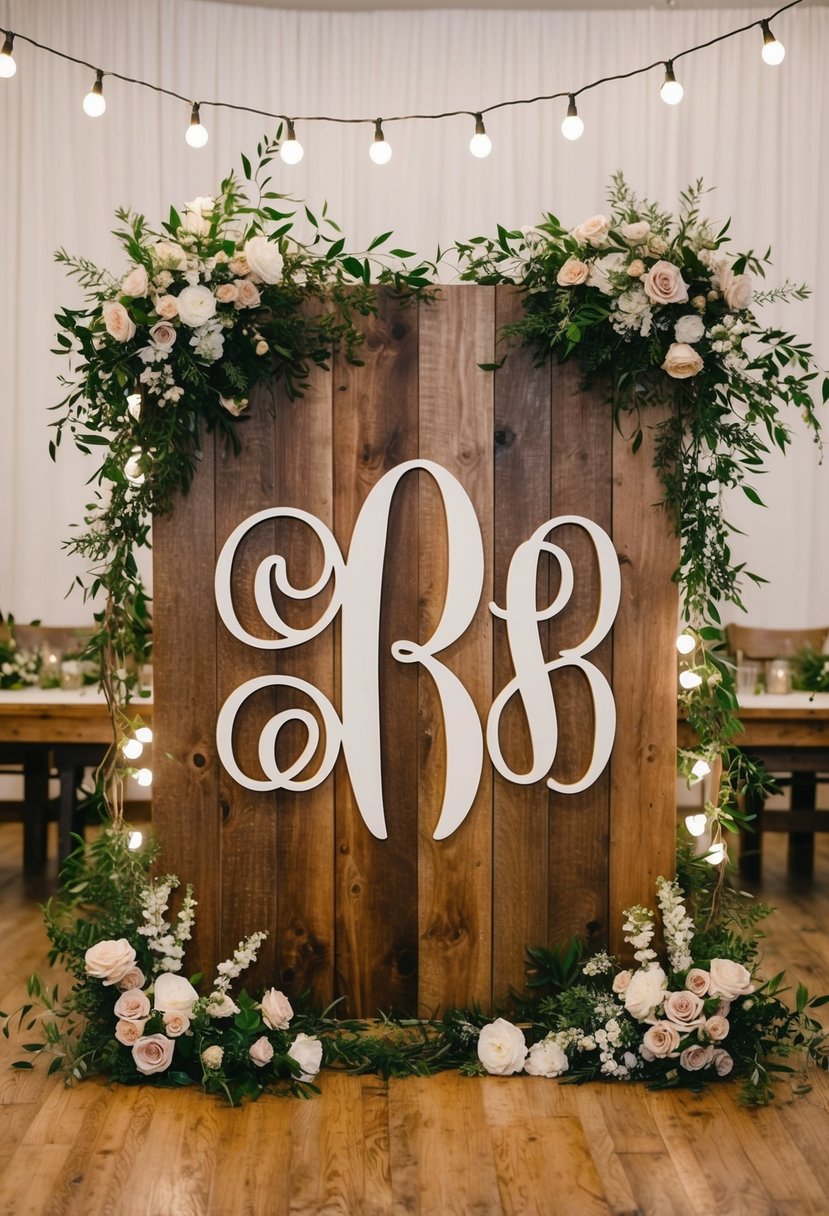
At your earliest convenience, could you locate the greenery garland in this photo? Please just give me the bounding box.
[6,137,828,1105]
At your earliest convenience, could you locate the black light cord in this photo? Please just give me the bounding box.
[0,1,801,132]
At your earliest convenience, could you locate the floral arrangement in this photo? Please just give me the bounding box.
[4,829,826,1106]
[0,618,40,690]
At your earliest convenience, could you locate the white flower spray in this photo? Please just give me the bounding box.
[622,904,657,965]
[137,875,197,974]
[656,876,695,973]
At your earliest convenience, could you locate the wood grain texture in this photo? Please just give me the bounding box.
[609,401,678,955]
[332,290,420,1016]
[152,430,221,979]
[417,287,495,1012]
[491,287,553,1001]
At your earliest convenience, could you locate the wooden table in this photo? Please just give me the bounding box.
[679,692,829,877]
[0,689,153,873]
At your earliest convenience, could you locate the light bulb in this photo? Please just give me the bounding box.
[126,392,142,422]
[124,449,145,485]
[469,114,492,159]
[135,726,153,744]
[704,841,726,866]
[369,119,392,164]
[136,767,153,787]
[280,119,304,165]
[561,95,584,141]
[128,830,143,850]
[675,632,696,655]
[83,70,106,117]
[679,669,703,690]
[685,814,708,838]
[122,737,144,760]
[691,758,711,781]
[185,102,208,148]
[761,21,785,66]
[0,33,16,79]
[660,62,684,105]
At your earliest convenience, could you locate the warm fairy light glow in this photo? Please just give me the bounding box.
[0,34,16,78]
[685,813,708,837]
[761,21,786,65]
[561,95,584,141]
[135,726,153,744]
[122,737,144,760]
[83,70,106,117]
[136,767,153,787]
[469,115,492,158]
[675,632,696,655]
[369,120,392,164]
[185,103,208,148]
[128,830,143,850]
[691,758,711,781]
[279,120,304,164]
[660,63,684,105]
[704,841,727,865]
[679,670,703,689]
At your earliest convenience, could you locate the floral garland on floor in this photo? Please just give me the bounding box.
[6,135,829,1104]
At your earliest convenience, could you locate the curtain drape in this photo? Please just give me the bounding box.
[0,0,826,628]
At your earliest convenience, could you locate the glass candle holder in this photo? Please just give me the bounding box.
[765,657,792,695]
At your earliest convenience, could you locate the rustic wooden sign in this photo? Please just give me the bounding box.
[153,285,677,1016]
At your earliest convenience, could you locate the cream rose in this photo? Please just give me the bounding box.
[163,1012,191,1038]
[235,279,261,309]
[712,1048,733,1076]
[149,321,176,350]
[572,214,610,248]
[708,958,754,1001]
[612,970,632,995]
[620,220,650,245]
[524,1038,568,1078]
[642,260,688,306]
[113,989,151,1022]
[556,258,589,287]
[704,1015,730,1042]
[624,964,668,1021]
[121,265,149,298]
[205,992,239,1018]
[181,198,213,237]
[228,253,250,277]
[102,301,136,344]
[663,991,704,1025]
[674,314,705,345]
[244,235,284,284]
[679,1044,714,1072]
[627,260,645,278]
[288,1033,323,1082]
[115,1019,146,1046]
[151,240,188,271]
[117,966,145,992]
[662,342,704,379]
[684,968,711,997]
[202,1045,224,1070]
[641,1022,681,1060]
[477,1018,527,1076]
[691,294,707,313]
[219,395,249,417]
[155,295,179,321]
[153,972,199,1018]
[132,1034,175,1076]
[85,938,137,986]
[249,1036,275,1068]
[260,988,293,1031]
[214,282,239,304]
[716,260,753,311]
[176,284,217,328]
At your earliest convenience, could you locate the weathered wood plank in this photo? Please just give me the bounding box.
[417,287,495,1012]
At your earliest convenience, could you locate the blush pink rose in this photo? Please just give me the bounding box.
[121,265,149,298]
[235,279,261,309]
[556,258,589,287]
[642,259,689,306]
[228,253,250,276]
[115,1018,146,1046]
[704,1015,730,1042]
[155,295,179,320]
[679,1044,715,1071]
[149,321,176,350]
[215,282,239,304]
[572,214,610,248]
[641,1022,681,1060]
[708,959,755,1001]
[249,1036,275,1068]
[162,1011,190,1038]
[612,970,632,995]
[113,989,151,1022]
[102,301,136,344]
[131,1034,175,1076]
[712,1048,733,1076]
[118,966,146,992]
[663,990,704,1025]
[260,988,293,1031]
[85,938,137,985]
[685,968,711,997]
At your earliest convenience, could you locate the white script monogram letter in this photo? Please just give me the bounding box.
[215,461,620,840]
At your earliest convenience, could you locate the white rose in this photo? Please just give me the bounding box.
[288,1033,323,1082]
[205,992,239,1018]
[620,220,650,245]
[151,241,188,271]
[649,235,668,255]
[624,964,668,1021]
[572,214,610,248]
[556,258,589,287]
[132,1034,175,1076]
[260,988,293,1031]
[679,1044,714,1072]
[477,1018,527,1076]
[685,968,711,997]
[244,235,284,284]
[115,1018,146,1046]
[85,938,137,986]
[102,301,136,344]
[662,342,704,379]
[155,295,179,320]
[249,1036,275,1068]
[641,1022,681,1060]
[674,314,705,344]
[235,279,261,309]
[663,991,705,1025]
[201,1045,224,1070]
[176,284,217,328]
[149,321,176,350]
[121,265,149,298]
[642,260,688,306]
[708,958,755,1001]
[181,198,213,237]
[162,1011,191,1038]
[524,1038,568,1078]
[113,989,151,1022]
[153,972,199,1018]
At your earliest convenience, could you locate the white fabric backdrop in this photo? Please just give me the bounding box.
[0,0,826,629]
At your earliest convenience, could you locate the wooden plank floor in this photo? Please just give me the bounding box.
[1,821,829,1216]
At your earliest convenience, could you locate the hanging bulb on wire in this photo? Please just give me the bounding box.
[660,60,684,105]
[561,94,584,141]
[760,20,785,66]
[280,119,304,165]
[83,69,106,117]
[679,669,703,690]
[676,631,696,655]
[185,102,208,148]
[369,119,392,165]
[469,113,492,158]
[0,32,16,78]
